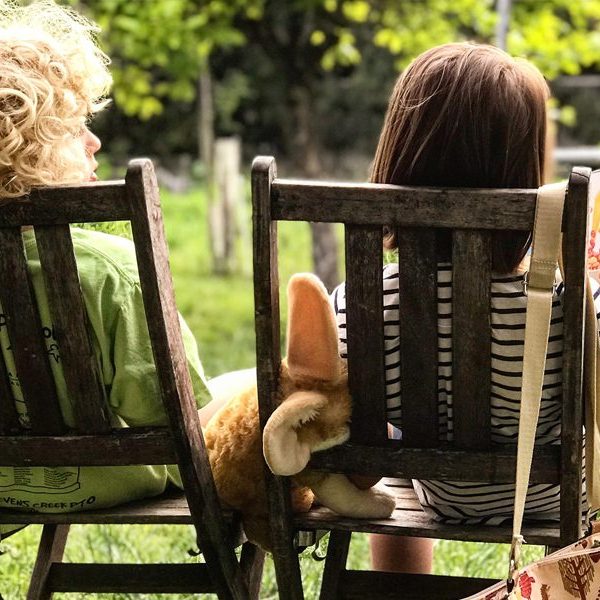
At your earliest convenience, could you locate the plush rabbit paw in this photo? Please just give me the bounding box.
[312,473,396,519]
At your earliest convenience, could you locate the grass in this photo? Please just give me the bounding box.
[0,185,545,598]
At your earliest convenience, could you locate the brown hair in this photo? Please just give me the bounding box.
[372,43,549,273]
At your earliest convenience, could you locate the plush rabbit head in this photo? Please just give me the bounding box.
[262,273,351,476]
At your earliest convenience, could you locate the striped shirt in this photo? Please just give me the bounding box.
[331,262,598,524]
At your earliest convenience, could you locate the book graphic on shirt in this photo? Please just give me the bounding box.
[0,466,81,494]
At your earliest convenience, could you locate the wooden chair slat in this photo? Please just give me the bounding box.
[397,228,439,446]
[0,427,177,467]
[253,158,282,426]
[27,524,70,599]
[295,480,562,547]
[296,511,561,547]
[319,530,351,599]
[0,489,193,525]
[560,167,589,543]
[0,182,130,227]
[451,229,492,449]
[0,349,20,434]
[0,227,64,434]
[35,225,111,433]
[252,157,302,598]
[272,180,537,230]
[126,164,206,465]
[345,225,387,445]
[338,571,500,599]
[126,160,248,598]
[46,563,215,594]
[307,442,560,484]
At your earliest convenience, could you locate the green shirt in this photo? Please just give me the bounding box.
[0,228,210,515]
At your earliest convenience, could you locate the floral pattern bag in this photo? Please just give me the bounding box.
[463,529,600,600]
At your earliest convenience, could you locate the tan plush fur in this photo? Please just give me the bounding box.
[203,273,395,551]
[204,373,322,550]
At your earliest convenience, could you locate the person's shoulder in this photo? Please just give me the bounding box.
[70,227,140,286]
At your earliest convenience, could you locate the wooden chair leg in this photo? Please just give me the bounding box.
[240,542,266,600]
[319,530,351,600]
[272,532,304,600]
[27,524,70,600]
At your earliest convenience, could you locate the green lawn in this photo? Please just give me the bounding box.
[0,185,544,598]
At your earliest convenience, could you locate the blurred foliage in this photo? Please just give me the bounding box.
[554,85,600,145]
[71,0,257,119]
[69,0,600,168]
[370,0,600,77]
[1,521,547,598]
[509,0,600,77]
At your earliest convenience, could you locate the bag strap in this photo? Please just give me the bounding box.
[556,254,600,516]
[508,182,566,585]
[584,172,600,514]
[584,271,600,512]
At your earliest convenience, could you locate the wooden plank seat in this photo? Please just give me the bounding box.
[0,488,237,529]
[295,480,561,546]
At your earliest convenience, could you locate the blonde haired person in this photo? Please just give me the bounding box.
[0,0,212,538]
[332,43,596,573]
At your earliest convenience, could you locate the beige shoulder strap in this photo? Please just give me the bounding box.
[509,182,566,584]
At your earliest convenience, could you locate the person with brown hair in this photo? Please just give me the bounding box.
[332,42,588,573]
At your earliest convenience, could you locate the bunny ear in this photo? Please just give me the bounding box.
[286,273,340,382]
[263,391,327,475]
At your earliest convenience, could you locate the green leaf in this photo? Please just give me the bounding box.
[558,105,577,128]
[311,29,326,45]
[342,1,370,23]
[138,96,164,120]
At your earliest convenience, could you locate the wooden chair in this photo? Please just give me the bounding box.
[0,159,264,599]
[252,155,590,600]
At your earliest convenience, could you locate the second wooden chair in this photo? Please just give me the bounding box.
[252,155,589,600]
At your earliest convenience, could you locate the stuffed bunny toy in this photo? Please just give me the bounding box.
[204,273,395,551]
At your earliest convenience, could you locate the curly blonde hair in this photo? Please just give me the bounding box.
[0,0,111,198]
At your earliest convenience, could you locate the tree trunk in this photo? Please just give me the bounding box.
[198,69,214,176]
[198,67,227,274]
[214,137,243,274]
[291,85,340,292]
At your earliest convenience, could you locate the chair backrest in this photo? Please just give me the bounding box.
[253,156,590,545]
[0,159,244,593]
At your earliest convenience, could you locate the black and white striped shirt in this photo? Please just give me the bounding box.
[332,262,598,524]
